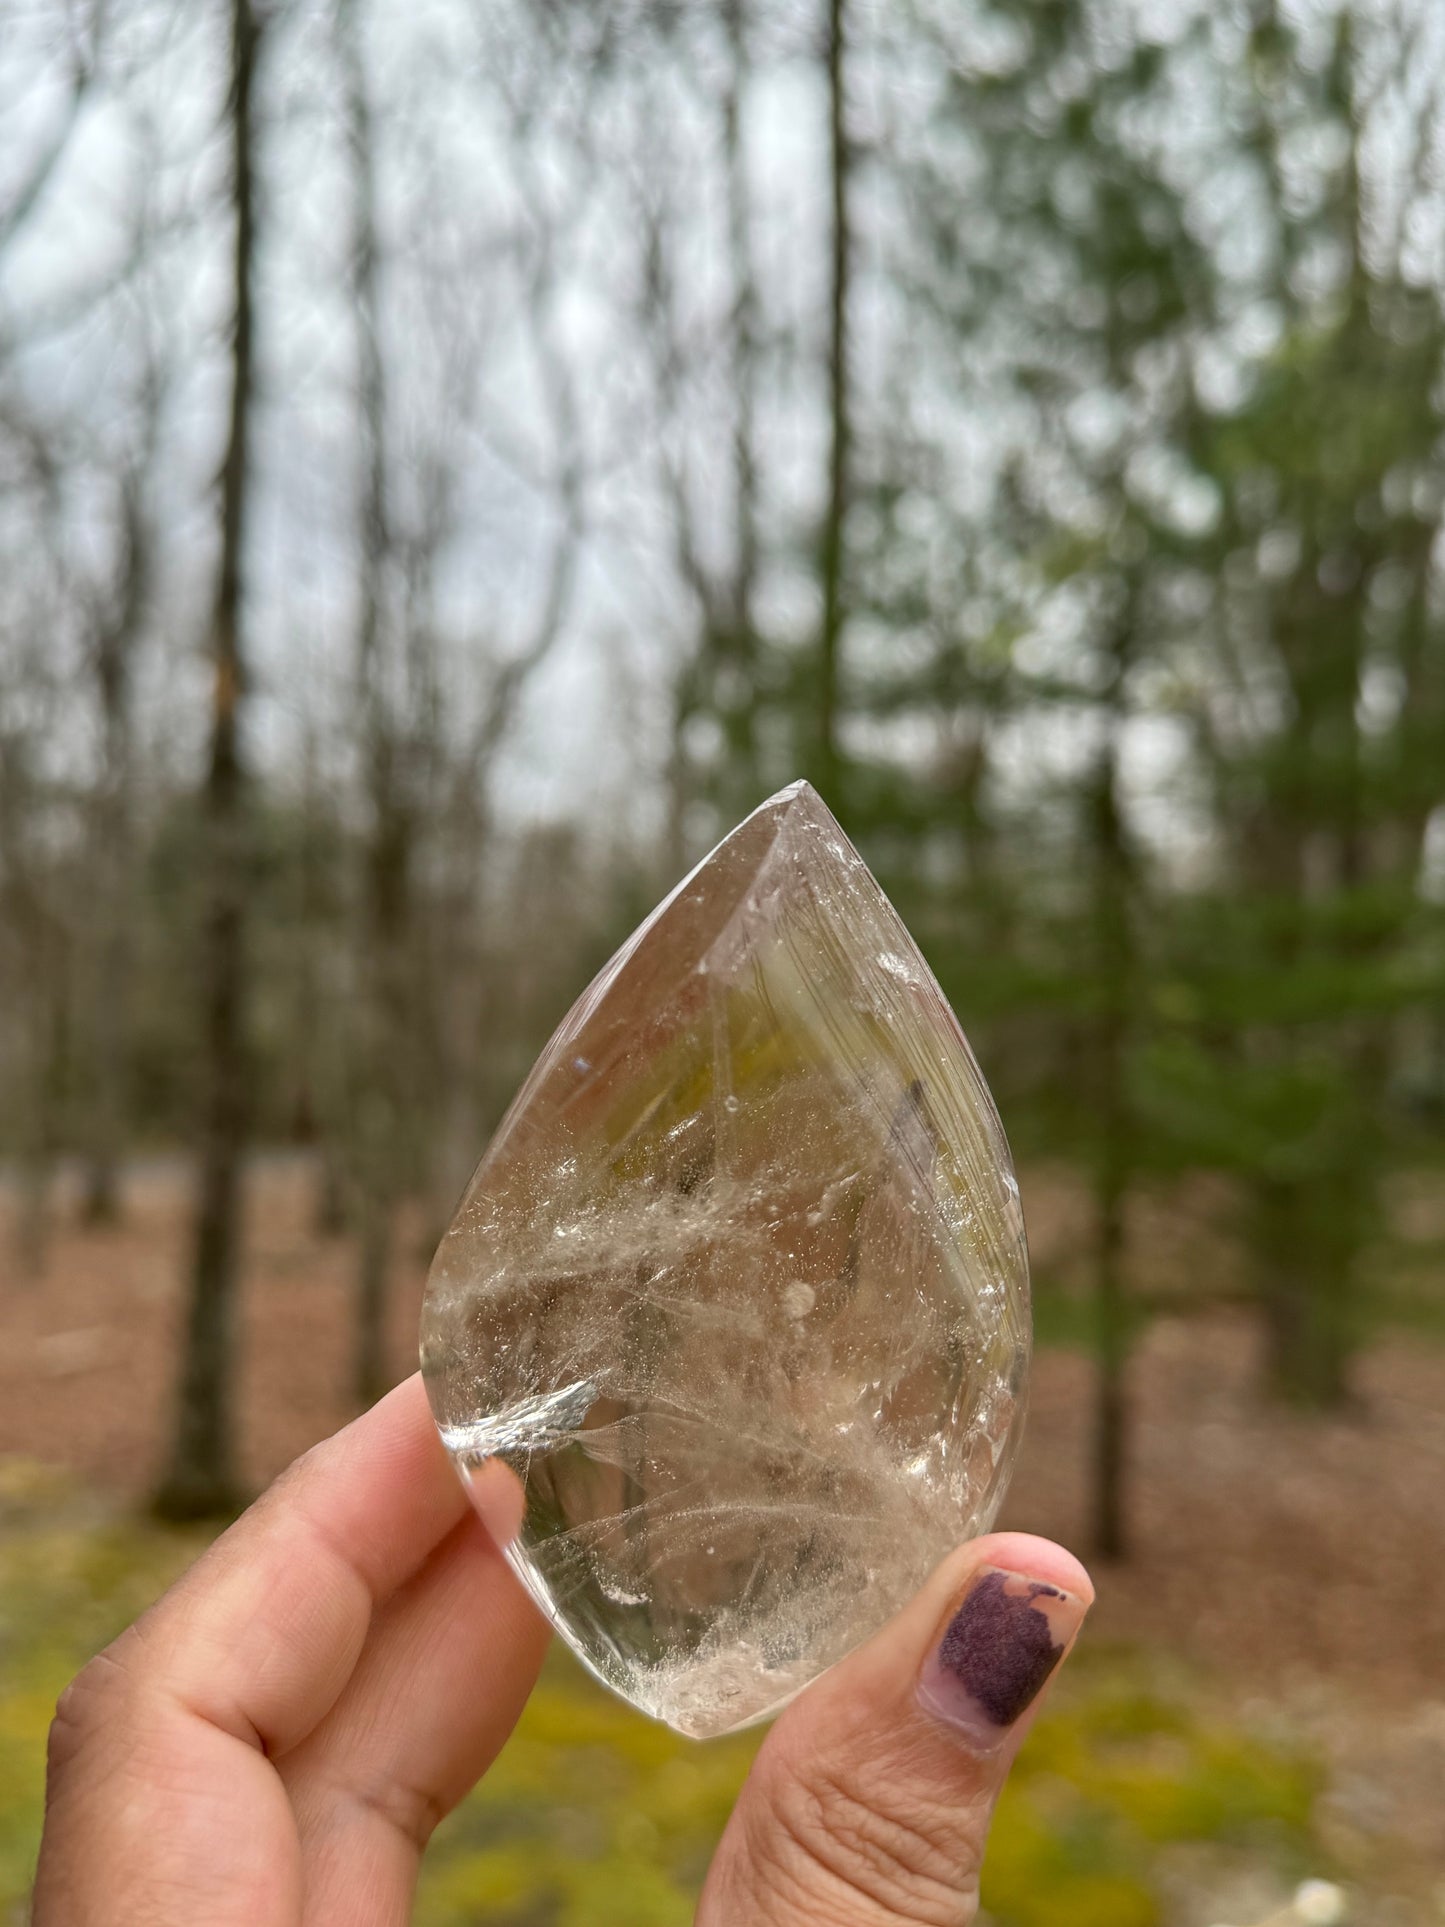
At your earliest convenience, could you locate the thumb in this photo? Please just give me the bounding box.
[697,1532,1092,1927]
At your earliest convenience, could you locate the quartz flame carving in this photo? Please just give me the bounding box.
[420,781,1030,1738]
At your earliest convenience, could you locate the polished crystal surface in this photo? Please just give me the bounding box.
[420,782,1030,1738]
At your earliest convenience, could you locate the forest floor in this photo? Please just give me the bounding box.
[1,1154,1442,1925]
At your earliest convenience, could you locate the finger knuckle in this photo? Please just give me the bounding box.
[751,1750,982,1927]
[47,1645,136,1781]
[354,1776,448,1853]
[299,1765,448,1856]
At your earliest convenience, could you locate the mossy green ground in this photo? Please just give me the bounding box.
[0,1471,1324,1927]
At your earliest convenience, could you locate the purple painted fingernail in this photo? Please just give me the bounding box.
[918,1568,1088,1749]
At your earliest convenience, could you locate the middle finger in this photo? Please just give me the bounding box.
[279,1502,549,1927]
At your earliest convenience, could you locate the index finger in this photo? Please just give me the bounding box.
[118,1373,474,1756]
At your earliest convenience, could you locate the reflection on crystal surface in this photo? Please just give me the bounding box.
[419,782,1029,1738]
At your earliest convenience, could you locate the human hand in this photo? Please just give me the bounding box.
[34,1375,1091,1926]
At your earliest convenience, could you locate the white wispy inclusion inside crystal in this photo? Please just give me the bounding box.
[420,781,1030,1739]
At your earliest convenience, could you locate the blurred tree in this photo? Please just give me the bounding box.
[1,0,1442,1528]
[0,0,111,1268]
[152,0,264,1520]
[858,0,1445,1476]
[1161,5,1445,1403]
[282,727,351,1236]
[660,0,770,843]
[813,0,851,804]
[0,725,74,1279]
[338,0,412,1407]
[851,0,1218,1551]
[79,364,160,1225]
[1083,602,1138,1561]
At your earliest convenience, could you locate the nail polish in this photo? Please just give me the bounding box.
[918,1568,1087,1748]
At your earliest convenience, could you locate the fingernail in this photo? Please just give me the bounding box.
[917,1567,1088,1749]
[463,1458,527,1549]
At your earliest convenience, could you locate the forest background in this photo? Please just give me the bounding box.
[1,0,1443,1922]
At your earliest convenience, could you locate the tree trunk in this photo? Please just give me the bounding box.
[722,0,761,802]
[814,0,849,802]
[9,897,66,1281]
[313,1143,350,1238]
[14,984,60,1282]
[1090,617,1135,1562]
[355,1157,393,1406]
[82,472,148,1226]
[1092,1170,1128,1560]
[1256,1177,1354,1406]
[353,812,408,1405]
[151,0,261,1521]
[1091,753,1129,1560]
[342,0,406,1407]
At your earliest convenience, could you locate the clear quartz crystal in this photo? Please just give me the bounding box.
[420,782,1030,1738]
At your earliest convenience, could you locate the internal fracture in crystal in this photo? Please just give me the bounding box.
[419,781,1030,1739]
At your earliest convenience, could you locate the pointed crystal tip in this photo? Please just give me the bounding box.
[420,783,1030,1737]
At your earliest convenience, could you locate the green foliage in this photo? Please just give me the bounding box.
[411,1648,1324,1927]
[816,0,1445,1424]
[0,1488,1329,1927]
[408,1652,1326,1927]
[0,1466,203,1915]
[414,1661,759,1927]
[980,1668,1320,1927]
